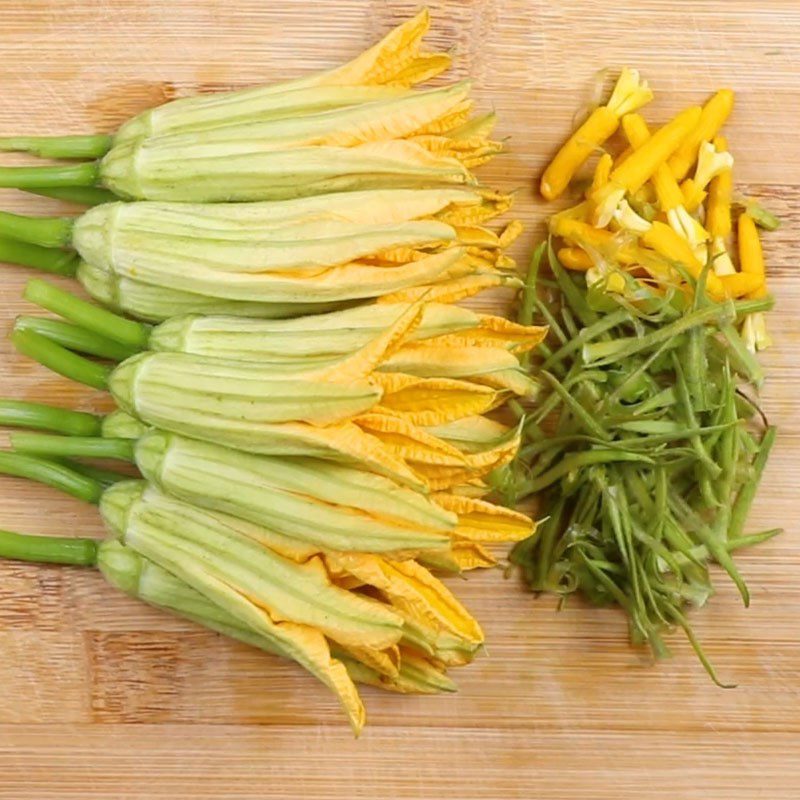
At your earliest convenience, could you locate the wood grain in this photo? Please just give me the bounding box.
[0,1,799,798]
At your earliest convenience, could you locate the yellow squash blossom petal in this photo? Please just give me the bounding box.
[327,553,484,655]
[336,643,401,678]
[370,372,503,425]
[354,411,468,467]
[433,493,535,543]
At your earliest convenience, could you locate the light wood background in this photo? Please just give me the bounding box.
[0,2,798,798]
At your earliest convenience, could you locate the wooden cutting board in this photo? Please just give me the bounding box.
[0,2,798,797]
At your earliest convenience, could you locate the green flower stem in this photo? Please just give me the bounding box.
[11,329,112,390]
[15,316,139,361]
[0,528,98,566]
[0,399,101,436]
[26,186,117,206]
[11,433,135,462]
[61,459,133,488]
[0,161,99,189]
[0,210,73,248]
[584,297,774,368]
[24,279,150,350]
[0,237,79,276]
[517,450,654,497]
[0,451,102,503]
[0,135,112,160]
[729,426,777,541]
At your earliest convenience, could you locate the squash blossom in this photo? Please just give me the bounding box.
[96,541,457,706]
[668,89,735,181]
[590,106,702,227]
[0,188,518,321]
[0,13,507,203]
[541,68,653,200]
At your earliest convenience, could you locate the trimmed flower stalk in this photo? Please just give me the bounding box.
[540,68,653,200]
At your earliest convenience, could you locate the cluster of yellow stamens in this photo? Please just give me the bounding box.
[539,72,776,351]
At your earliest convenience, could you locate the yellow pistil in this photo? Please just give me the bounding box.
[669,89,735,181]
[620,112,709,262]
[706,135,735,275]
[540,68,653,201]
[738,212,771,348]
[641,220,724,299]
[590,106,702,227]
[589,152,614,195]
[738,212,765,285]
[681,141,734,212]
[719,272,764,297]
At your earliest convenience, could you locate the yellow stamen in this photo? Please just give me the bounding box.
[738,212,765,285]
[706,136,733,237]
[641,220,724,299]
[589,152,614,195]
[620,113,685,211]
[550,217,637,265]
[738,212,770,348]
[669,89,735,181]
[706,135,734,275]
[590,106,702,226]
[719,272,764,297]
[540,68,652,201]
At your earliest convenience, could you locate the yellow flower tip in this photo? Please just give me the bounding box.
[590,183,626,227]
[693,141,734,190]
[711,236,736,276]
[614,199,652,233]
[738,212,765,280]
[606,68,654,117]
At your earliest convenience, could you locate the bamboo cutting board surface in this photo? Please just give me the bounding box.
[0,2,798,798]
